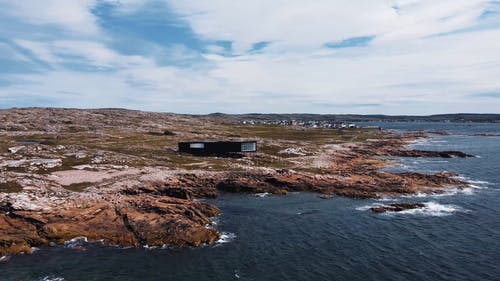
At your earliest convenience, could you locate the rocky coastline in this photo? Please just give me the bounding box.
[0,108,473,257]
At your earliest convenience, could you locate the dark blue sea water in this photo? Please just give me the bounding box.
[1,122,499,281]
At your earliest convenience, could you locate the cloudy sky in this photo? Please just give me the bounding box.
[0,0,499,114]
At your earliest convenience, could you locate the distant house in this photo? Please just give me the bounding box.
[178,141,257,155]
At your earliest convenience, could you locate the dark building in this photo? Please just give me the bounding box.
[178,141,257,155]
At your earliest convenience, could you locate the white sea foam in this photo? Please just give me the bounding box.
[467,179,491,186]
[397,202,463,216]
[400,192,431,198]
[397,164,412,170]
[143,244,176,250]
[216,232,236,244]
[400,188,471,199]
[205,217,220,230]
[357,201,465,217]
[63,236,88,248]
[255,192,270,198]
[0,255,11,263]
[455,176,491,192]
[356,203,384,211]
[210,217,220,226]
[411,159,449,164]
[143,245,159,250]
[407,138,448,149]
[35,277,66,281]
[408,139,430,145]
[397,178,488,199]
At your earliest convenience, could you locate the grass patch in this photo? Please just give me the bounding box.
[224,125,382,144]
[147,130,176,136]
[62,182,94,192]
[0,124,384,173]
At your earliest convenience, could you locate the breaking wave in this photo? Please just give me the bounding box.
[34,277,66,281]
[216,232,236,244]
[357,201,465,217]
[255,192,270,198]
[0,255,11,263]
[396,202,464,216]
[63,236,88,248]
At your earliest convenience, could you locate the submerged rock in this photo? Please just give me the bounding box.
[370,203,426,213]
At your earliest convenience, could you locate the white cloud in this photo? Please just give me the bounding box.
[14,39,152,69]
[0,0,101,36]
[0,0,499,114]
[167,0,490,52]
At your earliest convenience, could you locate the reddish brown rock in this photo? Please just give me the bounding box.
[388,150,474,158]
[0,195,220,255]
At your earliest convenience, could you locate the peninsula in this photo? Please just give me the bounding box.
[0,108,473,256]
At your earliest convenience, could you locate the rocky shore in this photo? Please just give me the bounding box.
[0,108,473,256]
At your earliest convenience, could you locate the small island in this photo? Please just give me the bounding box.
[0,108,473,256]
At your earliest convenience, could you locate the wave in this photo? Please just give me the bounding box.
[393,176,490,199]
[143,231,236,249]
[0,255,11,263]
[143,244,172,250]
[410,159,449,164]
[210,217,219,226]
[216,232,236,244]
[255,192,270,198]
[357,201,465,217]
[458,177,491,186]
[399,187,479,199]
[63,236,88,248]
[296,209,321,215]
[34,277,66,281]
[407,139,430,145]
[408,138,447,146]
[396,202,464,216]
[376,196,394,202]
[356,203,383,211]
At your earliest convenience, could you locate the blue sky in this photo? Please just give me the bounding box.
[0,0,500,114]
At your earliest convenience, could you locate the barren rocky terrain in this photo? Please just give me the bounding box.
[0,108,473,256]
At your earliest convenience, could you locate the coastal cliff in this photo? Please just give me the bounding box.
[0,108,472,256]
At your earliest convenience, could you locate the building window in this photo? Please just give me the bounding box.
[190,143,205,149]
[241,142,256,152]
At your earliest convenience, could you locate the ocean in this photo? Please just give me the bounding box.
[1,122,499,281]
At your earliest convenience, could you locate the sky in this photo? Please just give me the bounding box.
[0,0,500,114]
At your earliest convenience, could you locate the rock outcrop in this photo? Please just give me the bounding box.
[388,150,474,158]
[0,195,220,256]
[370,203,426,213]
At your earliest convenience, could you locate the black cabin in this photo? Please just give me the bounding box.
[178,141,257,155]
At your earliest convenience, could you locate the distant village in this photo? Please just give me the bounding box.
[240,119,360,129]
